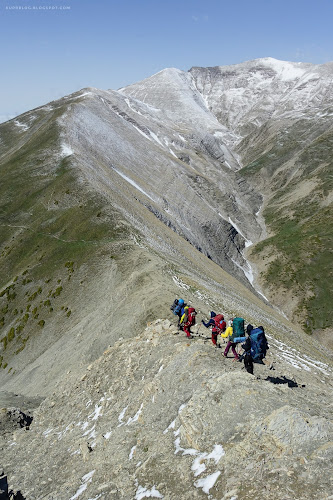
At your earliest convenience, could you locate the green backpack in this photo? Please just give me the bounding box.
[232,317,245,341]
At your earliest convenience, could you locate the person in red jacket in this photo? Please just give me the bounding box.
[182,306,196,338]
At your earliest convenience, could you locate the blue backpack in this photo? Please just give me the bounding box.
[172,299,185,316]
[170,299,179,313]
[250,327,268,361]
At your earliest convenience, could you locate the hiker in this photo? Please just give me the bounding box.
[235,325,269,373]
[238,327,254,374]
[171,298,186,329]
[201,311,216,328]
[212,313,226,347]
[221,318,239,360]
[182,305,196,339]
[202,312,226,347]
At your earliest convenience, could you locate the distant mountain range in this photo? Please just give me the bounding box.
[120,57,333,336]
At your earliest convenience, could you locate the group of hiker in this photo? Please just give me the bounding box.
[170,298,269,375]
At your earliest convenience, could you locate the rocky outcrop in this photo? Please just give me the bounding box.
[0,408,32,435]
[1,320,331,499]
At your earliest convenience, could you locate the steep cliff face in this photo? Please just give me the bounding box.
[189,58,315,139]
[188,59,333,336]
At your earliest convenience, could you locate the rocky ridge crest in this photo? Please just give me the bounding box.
[1,319,332,499]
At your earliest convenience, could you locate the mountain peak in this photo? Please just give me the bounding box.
[253,56,311,80]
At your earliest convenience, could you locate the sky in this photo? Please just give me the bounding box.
[0,0,333,122]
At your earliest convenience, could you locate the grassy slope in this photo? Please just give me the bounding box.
[0,109,130,371]
[241,125,333,334]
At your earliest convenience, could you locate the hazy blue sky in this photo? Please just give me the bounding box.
[1,0,332,122]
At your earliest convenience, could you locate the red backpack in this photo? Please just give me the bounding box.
[213,314,226,333]
[187,307,196,326]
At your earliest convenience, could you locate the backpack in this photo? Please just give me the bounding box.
[232,317,245,341]
[187,307,196,326]
[173,302,185,316]
[170,299,179,312]
[250,327,269,361]
[213,314,226,333]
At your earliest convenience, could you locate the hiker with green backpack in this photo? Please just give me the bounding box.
[222,317,245,360]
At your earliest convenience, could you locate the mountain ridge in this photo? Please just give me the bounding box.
[0,57,332,500]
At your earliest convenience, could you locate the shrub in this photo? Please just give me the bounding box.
[8,327,15,341]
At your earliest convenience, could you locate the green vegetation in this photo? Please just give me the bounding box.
[8,327,15,341]
[0,108,132,369]
[244,126,333,334]
[65,261,74,273]
[1,336,7,350]
[52,286,63,297]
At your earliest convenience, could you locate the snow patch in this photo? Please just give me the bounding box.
[174,436,198,456]
[69,470,95,500]
[135,485,163,499]
[117,405,128,426]
[61,143,73,157]
[42,428,53,437]
[230,256,254,286]
[273,338,330,375]
[191,444,225,477]
[172,276,190,290]
[194,471,221,494]
[124,97,143,116]
[178,403,187,413]
[149,129,163,146]
[88,404,103,421]
[113,168,154,201]
[78,91,93,98]
[228,217,252,247]
[71,449,81,456]
[163,419,176,434]
[126,403,143,425]
[262,58,306,81]
[129,445,137,460]
[169,148,178,158]
[82,425,96,439]
[14,120,29,131]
